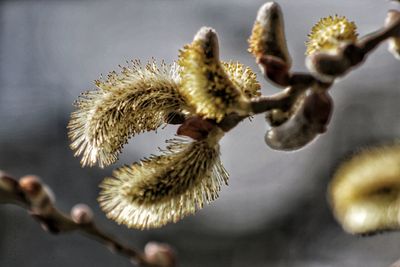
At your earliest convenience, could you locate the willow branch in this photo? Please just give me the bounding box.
[218,10,400,133]
[0,172,176,267]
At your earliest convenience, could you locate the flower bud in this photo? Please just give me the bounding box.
[249,2,292,67]
[19,175,54,214]
[385,10,400,60]
[0,171,19,193]
[265,91,332,150]
[144,242,176,267]
[71,204,94,224]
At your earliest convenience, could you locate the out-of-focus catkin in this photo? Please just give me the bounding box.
[329,145,400,235]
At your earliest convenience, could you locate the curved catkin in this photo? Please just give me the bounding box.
[98,129,229,229]
[329,145,400,235]
[178,27,250,122]
[68,60,188,168]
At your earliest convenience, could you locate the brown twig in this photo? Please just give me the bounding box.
[0,172,176,267]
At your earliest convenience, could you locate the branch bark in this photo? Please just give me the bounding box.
[0,172,176,267]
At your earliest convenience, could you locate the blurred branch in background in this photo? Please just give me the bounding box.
[0,172,176,267]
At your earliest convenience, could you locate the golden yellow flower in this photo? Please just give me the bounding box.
[306,15,358,55]
[178,27,250,122]
[68,60,187,168]
[329,144,400,235]
[98,128,228,229]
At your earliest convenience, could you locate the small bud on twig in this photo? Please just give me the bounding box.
[19,175,54,214]
[0,171,19,193]
[144,242,176,267]
[71,204,94,224]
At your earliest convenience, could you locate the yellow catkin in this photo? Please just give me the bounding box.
[329,145,400,235]
[248,22,265,58]
[306,15,358,55]
[68,57,260,168]
[98,129,228,229]
[222,61,261,99]
[68,60,187,168]
[178,27,250,122]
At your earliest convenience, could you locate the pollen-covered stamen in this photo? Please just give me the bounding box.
[178,27,250,122]
[221,61,261,99]
[306,15,358,55]
[68,60,189,168]
[98,128,229,229]
[248,2,292,67]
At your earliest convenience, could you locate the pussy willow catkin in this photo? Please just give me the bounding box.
[305,15,358,55]
[98,128,228,229]
[329,145,400,235]
[68,58,260,168]
[68,60,186,168]
[178,27,251,122]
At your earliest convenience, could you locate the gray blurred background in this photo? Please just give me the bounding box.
[1,0,400,266]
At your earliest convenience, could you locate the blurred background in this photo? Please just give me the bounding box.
[1,0,400,266]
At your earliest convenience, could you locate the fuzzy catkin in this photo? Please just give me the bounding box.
[98,130,228,229]
[68,60,187,168]
[178,27,251,122]
[68,58,260,168]
[329,145,400,235]
[306,15,358,55]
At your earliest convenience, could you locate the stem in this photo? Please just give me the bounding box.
[0,173,173,267]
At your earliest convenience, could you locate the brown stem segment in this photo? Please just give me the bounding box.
[0,172,175,267]
[218,73,318,132]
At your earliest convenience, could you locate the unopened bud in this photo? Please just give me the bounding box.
[265,91,333,150]
[249,2,292,67]
[71,204,94,224]
[19,175,54,214]
[385,10,400,60]
[19,175,42,197]
[144,242,176,267]
[177,116,215,140]
[0,171,19,192]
